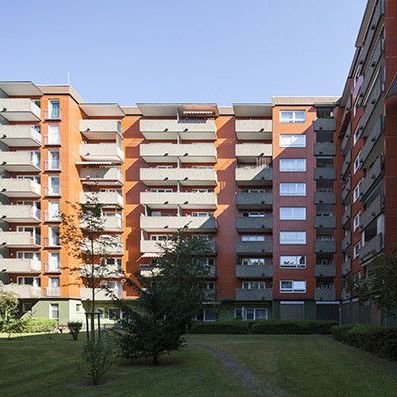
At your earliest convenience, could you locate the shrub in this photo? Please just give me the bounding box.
[82,334,118,385]
[189,321,249,334]
[22,318,57,333]
[331,324,356,341]
[251,320,308,334]
[68,321,83,341]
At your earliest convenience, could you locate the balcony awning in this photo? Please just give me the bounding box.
[0,81,43,97]
[141,253,161,258]
[80,103,125,117]
[386,74,397,99]
[76,161,115,166]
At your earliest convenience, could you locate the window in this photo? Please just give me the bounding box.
[353,182,361,203]
[22,302,34,313]
[241,235,265,241]
[354,212,361,231]
[48,100,60,119]
[106,258,123,271]
[30,151,40,167]
[17,276,40,287]
[353,151,361,173]
[76,303,82,312]
[279,159,306,172]
[49,227,60,246]
[47,124,60,145]
[280,134,306,148]
[48,252,60,271]
[353,127,361,146]
[192,188,214,193]
[17,226,40,245]
[280,280,306,293]
[280,256,306,269]
[280,232,306,245]
[280,111,306,124]
[48,176,60,195]
[280,183,306,197]
[280,207,306,220]
[241,258,266,266]
[244,212,265,218]
[48,201,60,221]
[206,281,215,290]
[150,235,171,241]
[48,150,60,170]
[196,308,217,322]
[49,303,59,320]
[191,212,211,217]
[354,242,361,259]
[235,308,268,321]
[149,188,173,193]
[17,251,40,262]
[242,281,265,289]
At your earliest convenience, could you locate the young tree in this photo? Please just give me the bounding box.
[0,290,24,338]
[117,230,213,364]
[60,193,123,340]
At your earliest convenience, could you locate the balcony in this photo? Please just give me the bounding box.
[342,234,351,251]
[341,288,351,301]
[80,191,124,208]
[361,117,383,163]
[80,263,123,279]
[0,151,40,172]
[235,192,272,210]
[0,98,41,121]
[0,205,40,223]
[0,232,39,248]
[235,144,272,162]
[235,119,272,140]
[314,288,336,301]
[314,168,336,180]
[341,127,351,152]
[358,76,383,132]
[314,119,336,132]
[81,216,123,232]
[140,143,216,163]
[361,194,384,230]
[80,120,122,140]
[314,142,336,156]
[314,215,336,229]
[140,239,216,255]
[0,258,41,273]
[81,239,124,255]
[140,192,217,209]
[342,259,351,276]
[314,240,336,253]
[359,233,383,263]
[235,265,273,278]
[235,288,273,301]
[0,284,41,298]
[341,151,351,177]
[140,167,217,187]
[139,119,216,140]
[314,264,336,277]
[236,217,272,232]
[80,287,123,300]
[45,287,60,297]
[314,192,336,204]
[79,143,124,163]
[140,216,217,233]
[80,167,124,186]
[44,263,61,273]
[361,156,383,197]
[0,178,41,198]
[235,167,272,186]
[236,241,272,255]
[342,206,351,226]
[0,125,41,147]
[342,177,351,202]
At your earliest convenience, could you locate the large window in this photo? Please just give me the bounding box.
[280,183,306,197]
[279,159,306,172]
[242,281,266,289]
[241,258,266,266]
[353,182,361,203]
[235,308,268,321]
[196,308,217,322]
[280,256,306,269]
[353,151,361,174]
[241,235,265,241]
[280,134,306,148]
[280,280,306,293]
[280,207,306,220]
[280,232,306,245]
[48,100,60,120]
[47,124,60,145]
[279,111,306,124]
[49,303,59,320]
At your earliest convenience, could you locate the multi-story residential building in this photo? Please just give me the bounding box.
[0,0,396,326]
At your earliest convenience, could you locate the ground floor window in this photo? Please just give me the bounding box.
[49,303,59,320]
[97,307,122,320]
[196,308,217,322]
[22,302,34,313]
[235,307,268,320]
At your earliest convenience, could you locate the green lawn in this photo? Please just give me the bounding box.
[1,333,397,397]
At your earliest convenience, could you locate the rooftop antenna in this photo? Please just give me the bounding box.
[67,72,71,85]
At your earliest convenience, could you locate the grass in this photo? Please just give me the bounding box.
[1,333,397,396]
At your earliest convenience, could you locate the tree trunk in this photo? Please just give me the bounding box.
[90,234,96,341]
[152,355,159,365]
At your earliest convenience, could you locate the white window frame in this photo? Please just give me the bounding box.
[241,235,265,242]
[279,111,306,124]
[353,183,361,203]
[279,183,306,197]
[279,159,306,172]
[280,232,306,245]
[235,308,268,321]
[280,256,306,269]
[280,134,306,148]
[353,212,361,232]
[280,207,306,221]
[280,280,307,293]
[354,242,361,259]
[353,151,361,174]
[49,303,60,320]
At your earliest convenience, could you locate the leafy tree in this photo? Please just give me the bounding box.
[60,193,123,339]
[0,290,19,325]
[117,230,213,364]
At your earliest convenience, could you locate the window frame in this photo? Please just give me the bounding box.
[279,207,307,221]
[279,183,306,197]
[279,134,306,148]
[279,110,306,124]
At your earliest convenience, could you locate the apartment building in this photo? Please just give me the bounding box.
[0,0,396,325]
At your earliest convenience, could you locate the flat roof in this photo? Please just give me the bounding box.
[137,103,219,117]
[80,103,125,117]
[38,85,84,103]
[272,96,340,106]
[233,103,273,117]
[0,81,43,97]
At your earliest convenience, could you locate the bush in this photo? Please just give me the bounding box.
[22,318,57,333]
[331,324,397,360]
[189,321,250,334]
[189,320,338,335]
[82,334,118,385]
[68,321,83,341]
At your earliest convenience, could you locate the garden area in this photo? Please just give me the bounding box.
[1,332,397,396]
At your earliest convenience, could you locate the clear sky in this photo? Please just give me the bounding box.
[0,0,367,105]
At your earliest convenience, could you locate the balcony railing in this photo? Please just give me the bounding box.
[235,192,272,209]
[236,240,272,255]
[314,288,336,301]
[0,178,41,198]
[314,264,336,277]
[45,287,60,297]
[0,258,41,273]
[235,265,273,278]
[235,166,273,186]
[235,288,273,301]
[359,233,383,263]
[0,98,41,121]
[0,125,41,147]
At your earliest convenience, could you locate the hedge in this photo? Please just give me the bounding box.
[21,318,57,333]
[331,324,397,360]
[190,320,338,335]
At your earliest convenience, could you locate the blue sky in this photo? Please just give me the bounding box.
[0,0,367,105]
